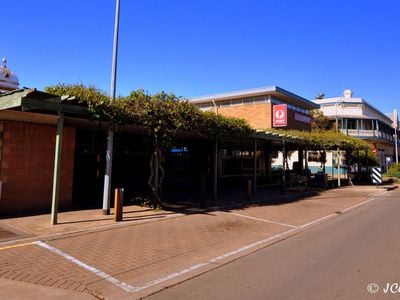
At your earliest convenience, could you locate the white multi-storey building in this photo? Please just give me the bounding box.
[313,89,398,170]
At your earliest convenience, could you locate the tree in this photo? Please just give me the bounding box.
[310,110,332,132]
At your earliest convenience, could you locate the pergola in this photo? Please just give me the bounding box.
[0,89,88,224]
[0,89,372,224]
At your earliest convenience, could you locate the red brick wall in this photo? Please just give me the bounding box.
[216,103,311,131]
[0,121,75,214]
[218,103,272,130]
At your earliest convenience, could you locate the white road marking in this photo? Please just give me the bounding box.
[229,212,297,228]
[33,190,387,295]
[340,197,378,213]
[131,227,299,293]
[34,241,137,292]
[297,213,337,229]
[130,193,385,293]
[130,263,210,293]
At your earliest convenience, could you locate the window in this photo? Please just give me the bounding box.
[347,119,356,129]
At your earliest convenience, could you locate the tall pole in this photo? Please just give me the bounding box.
[394,109,399,164]
[335,99,338,133]
[395,128,398,164]
[103,0,120,215]
[337,147,341,187]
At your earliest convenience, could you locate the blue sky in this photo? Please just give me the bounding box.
[3,0,400,113]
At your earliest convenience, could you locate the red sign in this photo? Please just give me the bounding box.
[273,104,287,127]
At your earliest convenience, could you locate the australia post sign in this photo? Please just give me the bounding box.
[273,104,287,127]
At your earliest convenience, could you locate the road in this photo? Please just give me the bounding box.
[147,190,400,300]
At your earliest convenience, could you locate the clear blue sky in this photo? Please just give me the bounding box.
[3,0,400,113]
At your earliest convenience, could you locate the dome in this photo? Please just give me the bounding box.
[0,58,19,93]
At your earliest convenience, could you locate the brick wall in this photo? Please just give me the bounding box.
[216,103,311,131]
[218,103,272,130]
[0,121,75,214]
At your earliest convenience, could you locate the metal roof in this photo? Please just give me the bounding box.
[190,86,319,110]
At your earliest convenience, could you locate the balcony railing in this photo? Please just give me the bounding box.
[341,129,394,141]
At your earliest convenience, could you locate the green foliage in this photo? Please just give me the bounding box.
[45,83,132,126]
[387,163,400,178]
[45,83,255,207]
[267,128,371,150]
[310,110,332,132]
[46,84,254,144]
[352,149,379,167]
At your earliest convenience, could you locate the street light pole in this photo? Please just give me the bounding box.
[394,109,399,164]
[395,128,399,164]
[102,0,120,215]
[335,99,338,133]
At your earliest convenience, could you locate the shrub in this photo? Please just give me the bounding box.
[387,163,400,178]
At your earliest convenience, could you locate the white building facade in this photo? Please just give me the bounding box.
[313,90,398,171]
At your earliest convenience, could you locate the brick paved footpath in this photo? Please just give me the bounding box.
[0,185,397,299]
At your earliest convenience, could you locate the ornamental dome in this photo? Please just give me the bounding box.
[0,58,19,93]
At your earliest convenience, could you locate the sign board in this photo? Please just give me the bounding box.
[273,104,287,127]
[371,167,382,184]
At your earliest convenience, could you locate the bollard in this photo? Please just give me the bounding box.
[200,174,206,208]
[246,179,252,200]
[114,188,123,222]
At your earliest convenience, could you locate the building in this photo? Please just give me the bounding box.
[313,89,398,170]
[190,86,319,131]
[0,58,19,93]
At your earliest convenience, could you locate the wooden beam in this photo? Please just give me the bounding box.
[0,110,57,125]
[21,97,88,115]
[0,94,23,110]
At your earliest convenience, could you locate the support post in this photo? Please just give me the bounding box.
[154,151,159,193]
[281,141,286,195]
[247,179,252,200]
[253,139,257,194]
[337,147,341,187]
[304,150,309,179]
[200,174,206,207]
[102,130,114,215]
[298,147,304,174]
[213,140,218,201]
[51,112,64,225]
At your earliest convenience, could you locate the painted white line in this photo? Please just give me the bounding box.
[132,196,383,293]
[131,227,299,293]
[229,212,297,228]
[36,191,385,295]
[341,197,378,213]
[208,227,298,263]
[131,263,210,293]
[34,241,136,292]
[297,213,337,229]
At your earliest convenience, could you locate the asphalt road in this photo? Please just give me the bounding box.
[147,190,400,300]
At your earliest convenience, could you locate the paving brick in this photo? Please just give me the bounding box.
[0,185,397,299]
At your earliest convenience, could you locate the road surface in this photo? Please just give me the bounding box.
[148,190,400,300]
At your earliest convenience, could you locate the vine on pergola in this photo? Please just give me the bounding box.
[267,128,372,151]
[46,84,254,207]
